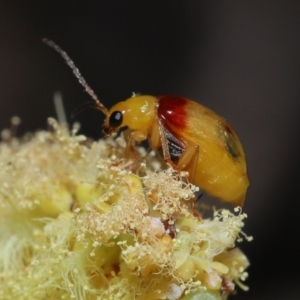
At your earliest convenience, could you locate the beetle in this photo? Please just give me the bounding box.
[43,39,249,207]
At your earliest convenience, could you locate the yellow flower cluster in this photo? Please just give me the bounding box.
[0,118,251,300]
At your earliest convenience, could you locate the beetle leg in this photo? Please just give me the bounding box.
[156,119,200,180]
[155,119,181,171]
[124,129,148,159]
[157,119,174,165]
[177,144,199,183]
[148,118,161,149]
[177,144,200,216]
[123,130,136,159]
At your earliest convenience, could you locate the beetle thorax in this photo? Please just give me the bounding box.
[112,95,157,131]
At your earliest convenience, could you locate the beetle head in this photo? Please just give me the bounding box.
[103,95,157,136]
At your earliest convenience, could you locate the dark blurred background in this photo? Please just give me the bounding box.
[1,1,300,299]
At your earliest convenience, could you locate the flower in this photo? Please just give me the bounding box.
[0,118,251,300]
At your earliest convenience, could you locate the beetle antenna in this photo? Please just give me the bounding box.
[43,38,108,116]
[71,101,104,119]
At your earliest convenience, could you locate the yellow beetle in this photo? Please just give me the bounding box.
[44,39,249,207]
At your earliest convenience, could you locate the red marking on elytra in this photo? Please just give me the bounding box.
[157,95,188,131]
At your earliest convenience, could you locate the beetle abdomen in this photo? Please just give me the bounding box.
[157,95,249,206]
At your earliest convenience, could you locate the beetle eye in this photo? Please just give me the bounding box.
[109,111,123,128]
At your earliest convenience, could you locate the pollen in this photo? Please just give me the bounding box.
[0,118,251,300]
